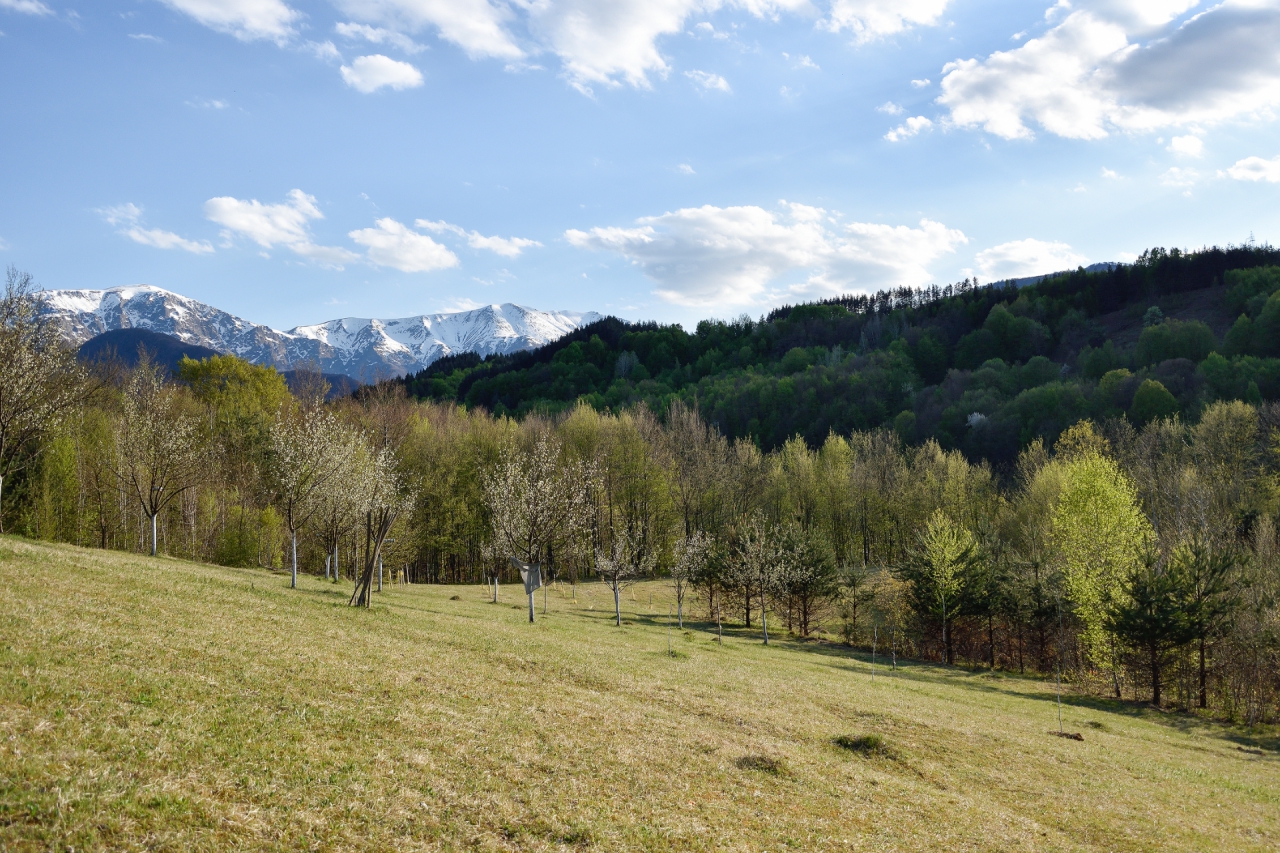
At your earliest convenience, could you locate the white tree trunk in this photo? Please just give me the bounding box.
[378,554,383,593]
[614,584,621,626]
[290,530,298,589]
[325,554,331,581]
[150,512,158,557]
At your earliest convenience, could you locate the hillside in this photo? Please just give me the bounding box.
[1,537,1275,851]
[402,245,1280,462]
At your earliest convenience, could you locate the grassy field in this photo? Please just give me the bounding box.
[0,537,1276,852]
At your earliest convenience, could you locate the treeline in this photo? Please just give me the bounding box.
[3,266,1279,725]
[404,245,1280,463]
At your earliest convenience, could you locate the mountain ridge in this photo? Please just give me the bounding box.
[40,285,602,380]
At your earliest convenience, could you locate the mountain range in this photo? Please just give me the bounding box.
[40,285,602,380]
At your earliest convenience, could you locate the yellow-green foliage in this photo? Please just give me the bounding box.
[1049,435,1151,658]
[1,538,1276,851]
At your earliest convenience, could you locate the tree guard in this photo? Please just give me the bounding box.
[511,557,542,623]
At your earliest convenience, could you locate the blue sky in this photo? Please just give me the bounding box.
[2,0,1279,331]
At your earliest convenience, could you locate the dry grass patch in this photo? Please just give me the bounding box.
[0,536,1277,851]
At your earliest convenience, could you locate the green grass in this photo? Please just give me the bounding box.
[0,537,1276,851]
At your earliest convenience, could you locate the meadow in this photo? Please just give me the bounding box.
[0,536,1275,852]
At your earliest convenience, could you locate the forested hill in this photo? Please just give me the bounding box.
[401,245,1280,463]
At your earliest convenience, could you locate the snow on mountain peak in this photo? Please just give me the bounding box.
[40,286,602,380]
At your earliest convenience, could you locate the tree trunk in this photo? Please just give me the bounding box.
[0,473,5,535]
[677,587,683,629]
[150,512,158,557]
[1198,637,1207,709]
[760,589,769,646]
[1150,643,1162,707]
[290,530,298,589]
[988,613,995,669]
[614,584,621,626]
[528,592,535,623]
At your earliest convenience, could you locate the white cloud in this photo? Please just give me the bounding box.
[123,227,216,254]
[0,0,53,14]
[97,203,213,254]
[975,238,1088,280]
[333,0,524,61]
[335,21,425,53]
[340,54,424,92]
[677,163,696,174]
[685,69,731,92]
[911,78,930,88]
[826,0,950,43]
[1160,166,1199,186]
[1227,154,1280,182]
[1168,134,1203,157]
[416,219,541,257]
[349,218,458,272]
[877,101,904,115]
[305,39,342,61]
[205,189,357,266]
[1101,167,1119,178]
[566,202,966,307]
[98,203,142,226]
[129,33,164,42]
[188,97,229,108]
[158,0,299,43]
[794,54,819,70]
[938,2,1280,140]
[885,115,932,141]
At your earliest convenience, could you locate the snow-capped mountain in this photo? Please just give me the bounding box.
[41,285,602,380]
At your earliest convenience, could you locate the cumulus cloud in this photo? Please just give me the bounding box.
[416,219,541,257]
[1168,134,1203,157]
[885,115,932,141]
[975,238,1088,280]
[685,69,731,92]
[565,202,966,307]
[349,218,458,272]
[938,2,1280,139]
[158,0,299,43]
[97,203,214,254]
[205,189,357,266]
[877,101,904,115]
[335,21,426,52]
[341,54,424,92]
[1227,154,1280,182]
[0,0,54,14]
[826,0,950,43]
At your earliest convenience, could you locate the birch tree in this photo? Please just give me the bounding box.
[902,509,976,664]
[114,358,205,556]
[0,268,85,533]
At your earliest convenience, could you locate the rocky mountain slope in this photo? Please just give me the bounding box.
[41,285,601,380]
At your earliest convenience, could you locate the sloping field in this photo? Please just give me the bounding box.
[0,537,1275,851]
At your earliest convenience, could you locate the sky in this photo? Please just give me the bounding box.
[2,0,1280,331]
